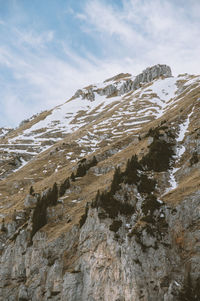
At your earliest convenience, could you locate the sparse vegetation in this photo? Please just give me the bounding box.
[29,186,34,196]
[59,178,70,197]
[76,155,98,178]
[110,167,122,193]
[178,274,200,301]
[190,151,199,166]
[141,195,161,215]
[70,172,76,182]
[141,134,175,172]
[76,164,87,177]
[109,220,122,232]
[123,155,141,184]
[79,203,89,228]
[92,153,158,220]
[137,174,156,194]
[30,182,59,241]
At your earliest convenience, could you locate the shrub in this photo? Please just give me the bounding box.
[93,189,135,219]
[178,274,200,301]
[123,155,141,184]
[138,175,156,194]
[76,164,87,177]
[142,195,161,215]
[79,203,89,228]
[59,178,70,197]
[75,156,98,178]
[140,138,174,172]
[29,186,34,196]
[31,194,47,241]
[48,182,58,206]
[190,151,199,166]
[110,167,122,193]
[71,172,76,182]
[30,182,58,241]
[109,220,122,232]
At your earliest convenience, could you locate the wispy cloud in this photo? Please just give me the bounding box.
[0,28,125,127]
[14,29,54,49]
[0,0,199,127]
[80,0,200,74]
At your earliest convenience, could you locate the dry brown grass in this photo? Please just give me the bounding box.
[0,75,199,243]
[104,73,131,83]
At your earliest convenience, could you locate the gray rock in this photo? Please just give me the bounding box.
[118,64,172,95]
[73,64,172,101]
[24,194,38,208]
[98,84,117,97]
[18,284,28,301]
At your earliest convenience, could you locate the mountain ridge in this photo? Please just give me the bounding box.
[0,64,199,301]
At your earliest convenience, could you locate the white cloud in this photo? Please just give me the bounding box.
[14,29,54,49]
[0,30,129,127]
[0,0,200,127]
[80,0,200,75]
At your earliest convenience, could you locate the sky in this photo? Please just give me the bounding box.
[0,0,200,128]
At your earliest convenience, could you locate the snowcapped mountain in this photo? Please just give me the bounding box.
[0,64,199,301]
[0,64,199,178]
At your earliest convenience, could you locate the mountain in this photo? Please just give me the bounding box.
[0,64,199,301]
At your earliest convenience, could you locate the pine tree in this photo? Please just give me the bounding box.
[91,155,98,166]
[138,174,156,193]
[142,195,160,216]
[76,164,86,177]
[48,182,58,206]
[111,167,121,194]
[95,190,100,205]
[59,178,70,197]
[30,186,34,195]
[71,172,76,182]
[190,151,199,166]
[124,155,140,184]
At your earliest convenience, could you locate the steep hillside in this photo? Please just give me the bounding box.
[0,64,199,301]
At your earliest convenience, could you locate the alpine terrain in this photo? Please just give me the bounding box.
[0,64,199,301]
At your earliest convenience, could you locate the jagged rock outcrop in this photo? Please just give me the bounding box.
[74,64,172,100]
[74,88,95,101]
[0,127,12,138]
[118,64,172,95]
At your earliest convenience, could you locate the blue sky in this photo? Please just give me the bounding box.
[0,0,200,127]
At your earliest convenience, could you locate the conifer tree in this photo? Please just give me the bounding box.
[71,172,76,182]
[91,155,98,166]
[59,178,70,197]
[30,186,34,195]
[111,167,121,193]
[48,182,58,206]
[124,155,140,184]
[76,164,86,177]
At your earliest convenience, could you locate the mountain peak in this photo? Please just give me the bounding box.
[0,63,200,301]
[73,64,172,101]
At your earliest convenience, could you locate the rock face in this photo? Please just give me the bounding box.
[0,190,199,301]
[74,64,172,100]
[118,64,172,95]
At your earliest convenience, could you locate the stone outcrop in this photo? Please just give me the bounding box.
[118,64,172,95]
[74,88,95,101]
[0,188,199,301]
[74,64,172,101]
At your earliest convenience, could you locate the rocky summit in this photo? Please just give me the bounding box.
[0,64,199,301]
